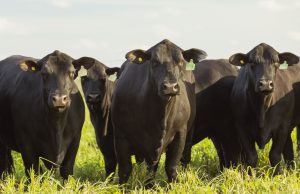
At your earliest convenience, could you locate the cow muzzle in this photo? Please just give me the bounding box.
[257,79,274,94]
[161,82,180,96]
[86,93,102,110]
[87,93,101,104]
[49,93,70,112]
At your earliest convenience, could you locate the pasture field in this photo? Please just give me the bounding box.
[1,80,300,194]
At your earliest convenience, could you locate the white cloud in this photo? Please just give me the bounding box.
[0,17,31,35]
[144,7,183,20]
[50,0,73,8]
[77,0,184,7]
[0,17,13,31]
[162,7,183,16]
[257,0,284,11]
[80,39,98,49]
[287,31,300,42]
[257,0,300,12]
[153,24,181,39]
[144,11,160,19]
[230,40,240,46]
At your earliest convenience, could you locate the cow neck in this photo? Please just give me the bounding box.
[42,102,69,160]
[247,83,273,129]
[44,106,69,133]
[90,79,114,137]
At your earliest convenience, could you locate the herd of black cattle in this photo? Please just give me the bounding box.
[0,39,300,185]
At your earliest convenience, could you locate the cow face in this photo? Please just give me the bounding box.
[73,57,120,110]
[229,43,299,95]
[125,39,207,98]
[19,50,80,113]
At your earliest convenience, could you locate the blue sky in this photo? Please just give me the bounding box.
[0,0,299,67]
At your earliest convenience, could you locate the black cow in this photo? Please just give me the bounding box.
[0,51,89,178]
[181,59,241,170]
[111,39,207,185]
[74,57,121,178]
[230,43,299,174]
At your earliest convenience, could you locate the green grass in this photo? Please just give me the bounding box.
[2,80,300,193]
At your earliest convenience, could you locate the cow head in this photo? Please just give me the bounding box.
[229,43,299,95]
[73,57,120,110]
[125,39,207,99]
[19,50,81,113]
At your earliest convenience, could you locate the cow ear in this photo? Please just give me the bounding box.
[183,48,207,63]
[106,67,120,76]
[229,53,248,66]
[73,57,95,79]
[73,57,95,70]
[19,60,41,72]
[125,49,150,64]
[279,52,299,66]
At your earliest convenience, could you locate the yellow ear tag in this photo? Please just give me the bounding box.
[138,57,143,63]
[240,60,244,65]
[31,66,36,71]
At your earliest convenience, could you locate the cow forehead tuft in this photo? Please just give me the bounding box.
[248,43,279,64]
[87,64,106,80]
[150,41,183,63]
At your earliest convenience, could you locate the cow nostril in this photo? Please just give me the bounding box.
[52,96,57,102]
[269,82,274,88]
[259,81,264,87]
[162,84,168,90]
[173,84,179,90]
[62,96,67,102]
[87,94,101,102]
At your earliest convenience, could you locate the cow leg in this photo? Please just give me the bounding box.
[145,160,159,189]
[114,137,132,185]
[224,140,242,168]
[60,135,81,179]
[0,143,14,175]
[237,128,257,174]
[102,151,117,179]
[269,130,289,175]
[283,133,294,169]
[211,137,226,171]
[297,126,300,154]
[97,136,117,179]
[21,152,39,177]
[180,126,194,168]
[135,154,144,164]
[165,131,187,182]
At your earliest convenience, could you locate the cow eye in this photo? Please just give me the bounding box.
[100,76,107,81]
[151,59,160,68]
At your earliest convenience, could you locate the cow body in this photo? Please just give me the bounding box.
[76,57,122,177]
[0,52,85,178]
[230,43,299,174]
[181,59,241,169]
[111,39,207,184]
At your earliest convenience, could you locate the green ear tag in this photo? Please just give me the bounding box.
[108,73,117,81]
[279,61,288,70]
[186,59,195,71]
